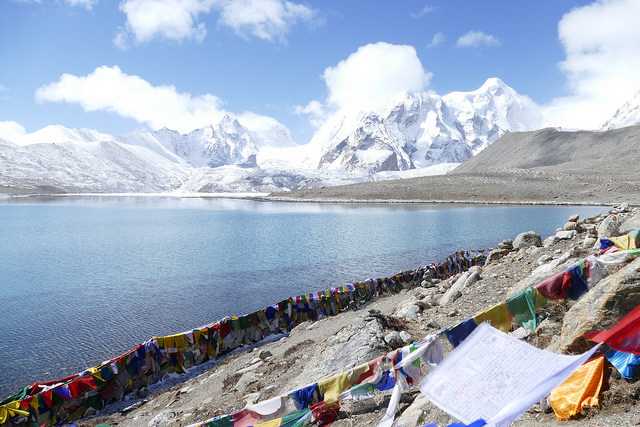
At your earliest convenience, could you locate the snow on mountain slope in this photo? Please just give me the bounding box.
[0,138,186,193]
[128,115,259,168]
[14,125,117,146]
[311,78,542,173]
[602,90,640,130]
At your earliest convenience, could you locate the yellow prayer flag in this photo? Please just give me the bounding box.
[549,355,605,420]
[473,303,513,332]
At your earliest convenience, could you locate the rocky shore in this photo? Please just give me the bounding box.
[84,203,640,427]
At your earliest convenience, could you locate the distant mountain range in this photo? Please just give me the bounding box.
[2,79,638,194]
[312,78,541,173]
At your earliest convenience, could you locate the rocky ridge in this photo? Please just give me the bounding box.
[82,203,640,427]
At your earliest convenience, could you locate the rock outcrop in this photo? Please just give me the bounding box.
[513,231,542,249]
[558,257,640,353]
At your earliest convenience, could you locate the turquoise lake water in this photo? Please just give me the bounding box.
[0,197,605,396]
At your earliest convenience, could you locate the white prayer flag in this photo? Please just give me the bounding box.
[420,323,599,426]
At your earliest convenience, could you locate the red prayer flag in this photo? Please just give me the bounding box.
[584,305,640,354]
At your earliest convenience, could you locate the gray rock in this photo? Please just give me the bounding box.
[568,214,580,222]
[620,212,640,235]
[513,231,542,249]
[420,279,435,288]
[555,230,576,240]
[243,392,261,405]
[498,239,513,250]
[563,221,578,231]
[148,411,180,427]
[258,350,272,360]
[543,235,559,247]
[396,301,421,320]
[236,361,263,375]
[484,248,510,266]
[395,394,431,427]
[583,237,597,248]
[384,331,404,348]
[399,331,412,344]
[293,318,386,385]
[234,371,258,394]
[558,257,640,353]
[438,267,481,306]
[597,214,620,238]
[536,254,553,266]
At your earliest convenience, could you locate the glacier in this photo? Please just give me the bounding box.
[0,78,544,194]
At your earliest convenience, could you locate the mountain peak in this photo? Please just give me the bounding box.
[480,77,508,90]
[602,90,640,130]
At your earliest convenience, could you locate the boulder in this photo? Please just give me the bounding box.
[536,254,553,266]
[558,257,640,353]
[513,231,542,249]
[396,302,421,320]
[563,221,578,231]
[620,212,640,235]
[420,279,435,289]
[597,214,620,238]
[555,230,576,240]
[583,237,597,248]
[291,318,387,386]
[384,331,404,348]
[484,248,510,266]
[395,394,430,427]
[568,214,580,222]
[438,267,481,306]
[258,350,272,361]
[498,239,513,250]
[543,235,559,247]
[399,331,412,344]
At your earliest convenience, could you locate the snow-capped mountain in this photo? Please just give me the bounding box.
[602,90,640,130]
[129,115,259,168]
[311,78,542,173]
[0,78,544,194]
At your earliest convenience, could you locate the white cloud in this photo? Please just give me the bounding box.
[35,66,292,137]
[543,0,640,129]
[116,0,215,47]
[322,42,431,114]
[35,66,225,133]
[294,100,326,128]
[427,32,445,48]
[115,0,316,47]
[456,30,500,48]
[0,121,27,143]
[411,4,434,18]
[64,0,97,9]
[217,0,316,42]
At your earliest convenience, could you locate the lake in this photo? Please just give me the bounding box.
[0,197,605,397]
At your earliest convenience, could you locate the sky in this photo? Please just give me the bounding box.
[1,0,639,144]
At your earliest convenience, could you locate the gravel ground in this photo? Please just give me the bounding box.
[84,209,640,427]
[268,172,640,206]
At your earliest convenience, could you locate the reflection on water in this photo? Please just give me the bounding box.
[0,196,605,396]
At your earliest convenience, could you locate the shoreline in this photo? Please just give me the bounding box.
[251,195,619,207]
[0,191,622,208]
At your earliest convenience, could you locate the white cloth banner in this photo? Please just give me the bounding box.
[420,323,599,427]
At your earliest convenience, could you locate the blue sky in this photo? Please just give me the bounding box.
[1,0,635,143]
